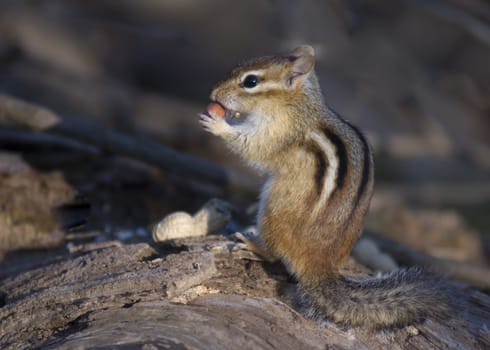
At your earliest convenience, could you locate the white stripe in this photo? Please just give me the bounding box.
[310,131,338,211]
[246,81,282,93]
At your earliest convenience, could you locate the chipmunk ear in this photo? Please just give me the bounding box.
[287,45,315,86]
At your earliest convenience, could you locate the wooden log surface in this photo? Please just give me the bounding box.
[0,237,489,350]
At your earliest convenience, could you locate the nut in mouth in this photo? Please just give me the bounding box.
[206,101,244,122]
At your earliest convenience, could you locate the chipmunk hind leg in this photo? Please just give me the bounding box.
[234,231,279,262]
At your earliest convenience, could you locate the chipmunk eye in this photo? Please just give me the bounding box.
[242,74,260,89]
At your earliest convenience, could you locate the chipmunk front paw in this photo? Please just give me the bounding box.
[199,101,235,137]
[199,112,232,136]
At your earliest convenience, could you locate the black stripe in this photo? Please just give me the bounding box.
[305,142,328,196]
[344,121,371,204]
[321,127,348,190]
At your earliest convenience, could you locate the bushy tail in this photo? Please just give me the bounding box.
[300,267,458,329]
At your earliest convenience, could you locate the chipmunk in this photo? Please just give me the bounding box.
[199,45,455,328]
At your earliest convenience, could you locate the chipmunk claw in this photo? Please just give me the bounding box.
[232,230,278,262]
[198,113,214,130]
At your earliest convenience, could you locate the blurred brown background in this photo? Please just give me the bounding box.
[0,0,488,266]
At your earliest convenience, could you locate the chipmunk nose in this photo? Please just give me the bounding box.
[210,83,228,102]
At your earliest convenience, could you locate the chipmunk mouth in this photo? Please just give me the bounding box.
[207,100,245,124]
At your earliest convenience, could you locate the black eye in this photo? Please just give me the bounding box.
[242,75,259,88]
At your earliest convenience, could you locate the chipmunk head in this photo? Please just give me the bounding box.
[209,45,317,126]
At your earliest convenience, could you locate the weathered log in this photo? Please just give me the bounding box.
[0,238,488,349]
[0,152,77,252]
[0,243,217,349]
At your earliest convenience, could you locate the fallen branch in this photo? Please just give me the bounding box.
[365,231,490,290]
[0,128,99,154]
[0,94,258,194]
[0,94,60,130]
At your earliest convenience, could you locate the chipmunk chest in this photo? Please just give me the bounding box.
[258,178,313,245]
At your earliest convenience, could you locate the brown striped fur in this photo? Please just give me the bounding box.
[200,45,456,328]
